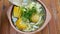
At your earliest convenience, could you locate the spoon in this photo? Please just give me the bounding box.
[9,0,32,6]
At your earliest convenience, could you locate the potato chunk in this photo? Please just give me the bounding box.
[31,14,40,23]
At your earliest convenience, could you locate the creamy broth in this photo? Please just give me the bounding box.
[11,1,46,32]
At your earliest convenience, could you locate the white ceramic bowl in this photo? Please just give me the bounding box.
[7,0,51,34]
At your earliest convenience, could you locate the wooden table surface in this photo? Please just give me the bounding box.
[0,0,60,34]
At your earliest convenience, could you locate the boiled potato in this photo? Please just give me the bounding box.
[16,18,27,30]
[13,6,21,18]
[31,14,40,23]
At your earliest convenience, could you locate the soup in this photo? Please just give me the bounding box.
[11,1,46,32]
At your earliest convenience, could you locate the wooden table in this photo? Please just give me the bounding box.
[0,0,60,34]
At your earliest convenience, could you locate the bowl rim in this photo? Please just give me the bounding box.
[7,0,51,34]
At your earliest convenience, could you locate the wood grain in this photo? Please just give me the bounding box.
[48,0,57,34]
[1,0,11,34]
[54,0,60,34]
[0,0,2,34]
[0,0,2,23]
[0,0,60,34]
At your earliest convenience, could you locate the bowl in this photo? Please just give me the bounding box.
[7,0,51,34]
